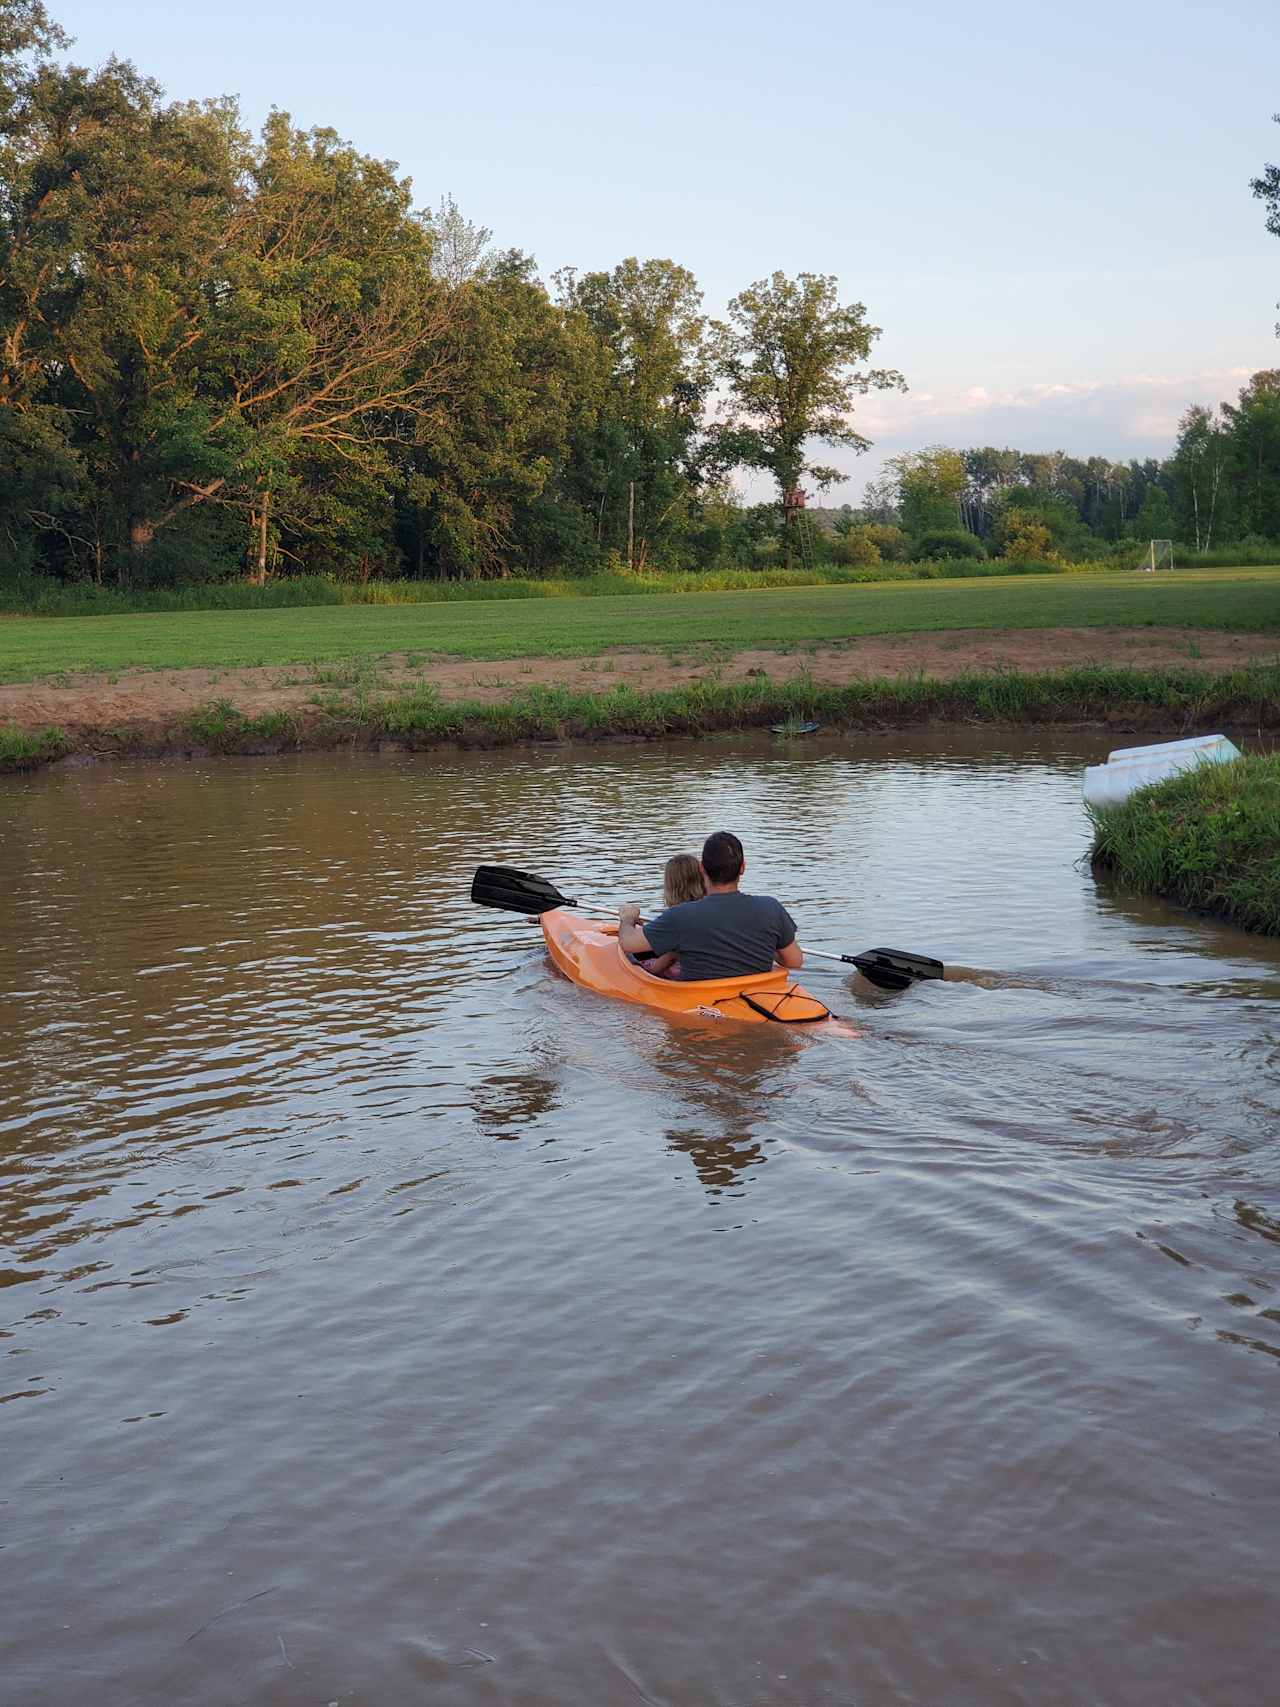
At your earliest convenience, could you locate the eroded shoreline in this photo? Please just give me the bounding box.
[3,632,1278,775]
[3,625,1278,738]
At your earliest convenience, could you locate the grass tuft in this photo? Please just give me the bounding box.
[1088,752,1280,935]
[0,722,72,772]
[184,699,299,752]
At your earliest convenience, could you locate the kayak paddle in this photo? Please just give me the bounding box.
[471,865,944,992]
[471,864,613,919]
[802,945,944,991]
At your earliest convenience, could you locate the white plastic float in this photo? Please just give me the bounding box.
[1082,734,1242,809]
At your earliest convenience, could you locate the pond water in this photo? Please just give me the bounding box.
[2,733,1278,1707]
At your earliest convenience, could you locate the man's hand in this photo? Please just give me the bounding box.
[618,903,651,957]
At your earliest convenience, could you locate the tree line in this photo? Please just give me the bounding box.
[834,371,1280,567]
[2,3,1278,593]
[0,1,904,589]
[827,119,1280,567]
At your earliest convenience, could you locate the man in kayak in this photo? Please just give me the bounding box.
[618,830,803,980]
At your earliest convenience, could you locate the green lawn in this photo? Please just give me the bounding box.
[2,569,1280,682]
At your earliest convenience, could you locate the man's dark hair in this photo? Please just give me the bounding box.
[701,830,744,885]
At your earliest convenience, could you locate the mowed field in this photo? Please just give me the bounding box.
[2,569,1280,683]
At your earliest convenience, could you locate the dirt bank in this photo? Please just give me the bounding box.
[3,626,1277,736]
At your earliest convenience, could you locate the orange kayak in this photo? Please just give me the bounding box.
[540,908,856,1032]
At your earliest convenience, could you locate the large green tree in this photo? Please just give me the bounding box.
[708,272,904,559]
[556,257,709,568]
[1252,114,1280,340]
[222,113,454,580]
[401,250,597,577]
[1169,405,1230,551]
[888,445,967,536]
[1221,370,1280,539]
[0,6,457,583]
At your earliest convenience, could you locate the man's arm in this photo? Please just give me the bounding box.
[775,904,802,969]
[618,903,652,956]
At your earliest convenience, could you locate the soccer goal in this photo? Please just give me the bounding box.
[1142,538,1174,572]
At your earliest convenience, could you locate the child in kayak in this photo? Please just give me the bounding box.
[644,854,705,979]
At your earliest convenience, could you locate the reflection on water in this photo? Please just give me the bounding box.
[472,1069,562,1139]
[2,730,1279,1707]
[665,1128,769,1194]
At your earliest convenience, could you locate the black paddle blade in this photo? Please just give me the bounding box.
[852,947,946,992]
[471,865,575,917]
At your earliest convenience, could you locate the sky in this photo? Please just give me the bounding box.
[50,0,1280,501]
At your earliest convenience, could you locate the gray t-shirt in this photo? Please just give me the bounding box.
[643,891,797,981]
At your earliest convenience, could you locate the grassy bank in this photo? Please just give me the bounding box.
[1089,752,1280,935]
[5,663,1279,776]
[2,570,1280,683]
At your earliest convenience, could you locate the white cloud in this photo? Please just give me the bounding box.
[852,365,1257,440]
[731,362,1276,504]
[810,364,1271,504]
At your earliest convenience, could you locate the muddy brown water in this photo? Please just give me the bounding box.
[2,731,1278,1707]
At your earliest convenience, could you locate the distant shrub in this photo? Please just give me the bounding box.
[830,527,882,567]
[910,530,986,562]
[1000,516,1058,563]
[862,523,909,561]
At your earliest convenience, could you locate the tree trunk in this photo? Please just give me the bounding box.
[247,490,270,584]
[256,491,270,584]
[1206,454,1220,553]
[1258,442,1264,533]
[627,481,635,570]
[130,518,154,553]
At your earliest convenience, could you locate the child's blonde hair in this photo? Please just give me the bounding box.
[663,852,706,908]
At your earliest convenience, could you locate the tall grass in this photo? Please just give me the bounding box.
[184,700,300,751]
[250,662,1280,746]
[1088,752,1280,935]
[1177,540,1280,569]
[0,722,72,770]
[1,554,1235,618]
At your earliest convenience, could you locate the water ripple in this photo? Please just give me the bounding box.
[1,736,1278,1706]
